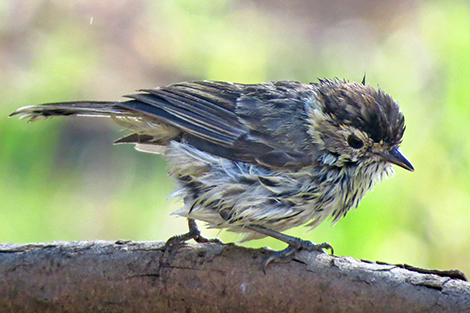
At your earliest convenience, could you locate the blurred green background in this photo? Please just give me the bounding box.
[1,0,469,274]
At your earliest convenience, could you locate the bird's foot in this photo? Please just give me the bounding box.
[243,224,333,271]
[165,218,222,247]
[262,239,333,273]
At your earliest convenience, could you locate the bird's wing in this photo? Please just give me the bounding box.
[118,81,316,168]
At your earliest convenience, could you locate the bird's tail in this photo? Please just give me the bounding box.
[9,101,127,122]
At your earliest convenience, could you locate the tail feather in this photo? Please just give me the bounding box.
[9,101,125,122]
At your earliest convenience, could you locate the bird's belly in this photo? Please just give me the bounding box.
[167,141,387,239]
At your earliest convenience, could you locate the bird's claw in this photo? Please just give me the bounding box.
[300,240,334,255]
[165,232,222,247]
[262,240,334,273]
[193,235,223,244]
[165,218,222,248]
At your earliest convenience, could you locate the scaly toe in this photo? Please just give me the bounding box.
[262,241,334,272]
[262,245,297,273]
[300,241,334,255]
[194,235,223,244]
[164,235,186,247]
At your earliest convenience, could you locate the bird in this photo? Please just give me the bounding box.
[10,78,414,268]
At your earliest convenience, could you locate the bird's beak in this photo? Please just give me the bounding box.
[380,147,414,172]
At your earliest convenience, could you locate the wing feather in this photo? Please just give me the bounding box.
[116,81,317,168]
[120,94,235,146]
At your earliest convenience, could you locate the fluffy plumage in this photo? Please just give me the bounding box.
[10,79,413,246]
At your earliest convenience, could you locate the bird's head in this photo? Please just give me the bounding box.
[307,79,414,172]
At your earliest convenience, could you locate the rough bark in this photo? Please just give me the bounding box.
[0,241,468,312]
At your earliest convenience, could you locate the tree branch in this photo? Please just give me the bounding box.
[0,241,468,312]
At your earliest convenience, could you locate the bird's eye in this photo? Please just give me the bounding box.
[347,134,364,149]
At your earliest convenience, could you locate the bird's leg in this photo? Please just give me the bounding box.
[165,218,222,246]
[244,224,333,271]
